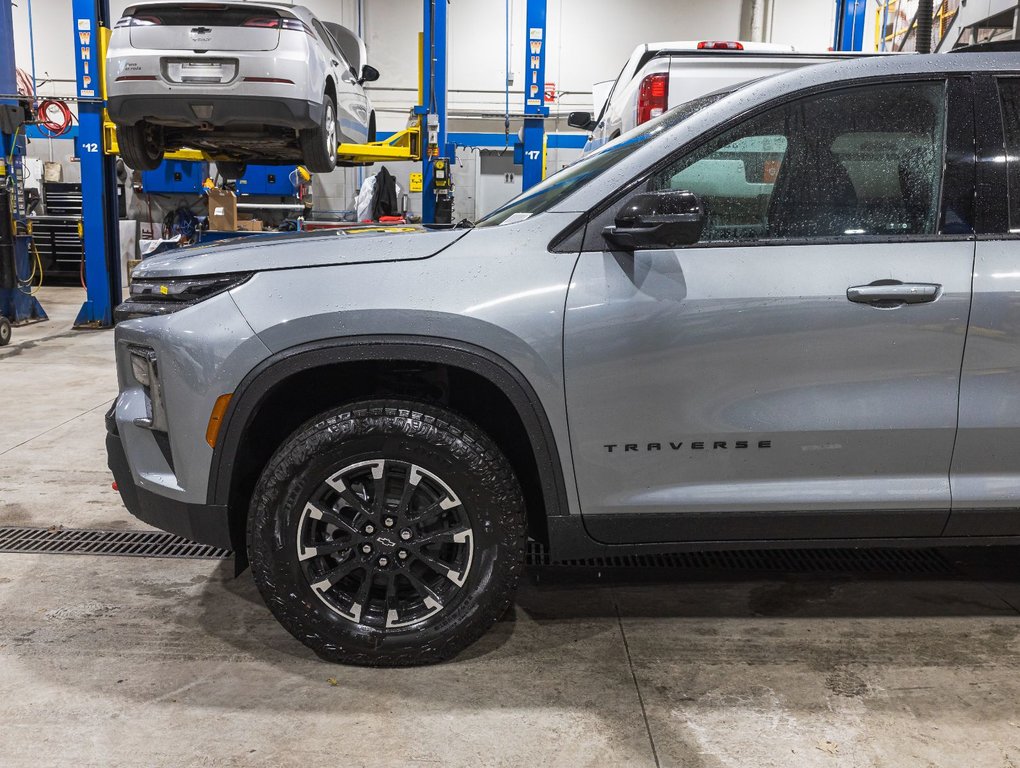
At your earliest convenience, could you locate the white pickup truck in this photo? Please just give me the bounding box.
[570,40,866,154]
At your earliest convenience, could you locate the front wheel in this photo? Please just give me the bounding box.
[248,400,526,666]
[116,121,165,171]
[0,317,11,346]
[299,94,338,174]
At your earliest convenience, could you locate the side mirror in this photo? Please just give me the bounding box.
[603,190,706,251]
[359,64,380,85]
[567,111,597,131]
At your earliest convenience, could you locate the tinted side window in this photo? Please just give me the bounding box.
[998,79,1020,233]
[311,19,340,58]
[649,81,947,242]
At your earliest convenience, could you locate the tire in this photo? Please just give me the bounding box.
[367,111,377,144]
[216,161,247,180]
[299,93,338,174]
[0,317,11,346]
[116,121,165,171]
[248,400,527,666]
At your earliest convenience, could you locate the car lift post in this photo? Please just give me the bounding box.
[521,0,548,192]
[72,0,121,328]
[833,0,867,51]
[420,0,453,224]
[0,0,47,331]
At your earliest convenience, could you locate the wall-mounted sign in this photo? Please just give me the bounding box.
[75,18,96,98]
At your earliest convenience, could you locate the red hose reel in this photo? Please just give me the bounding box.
[36,99,73,136]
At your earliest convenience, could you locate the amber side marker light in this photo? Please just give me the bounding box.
[206,394,233,448]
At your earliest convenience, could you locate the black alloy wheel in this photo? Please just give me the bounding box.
[297,458,475,629]
[248,400,526,666]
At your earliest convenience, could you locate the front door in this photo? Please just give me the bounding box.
[564,78,975,544]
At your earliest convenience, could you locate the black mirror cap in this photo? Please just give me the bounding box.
[605,189,706,250]
[567,111,596,131]
[360,64,381,84]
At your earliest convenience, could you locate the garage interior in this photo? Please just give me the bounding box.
[5,0,1020,765]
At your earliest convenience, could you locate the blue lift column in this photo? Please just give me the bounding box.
[521,0,548,191]
[420,0,452,224]
[72,0,121,327]
[0,0,47,327]
[833,0,867,51]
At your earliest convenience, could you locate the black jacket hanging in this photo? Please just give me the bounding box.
[371,166,400,219]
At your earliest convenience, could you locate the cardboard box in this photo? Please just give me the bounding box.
[207,188,237,231]
[236,217,263,232]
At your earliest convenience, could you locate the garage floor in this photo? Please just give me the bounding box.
[4,288,1020,767]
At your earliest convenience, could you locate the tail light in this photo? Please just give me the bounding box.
[243,16,312,34]
[115,15,162,28]
[281,19,314,35]
[637,72,669,125]
[242,16,279,28]
[697,40,744,50]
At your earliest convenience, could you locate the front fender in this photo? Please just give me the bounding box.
[207,337,573,530]
[224,214,584,521]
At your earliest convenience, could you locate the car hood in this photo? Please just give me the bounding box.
[131,225,470,279]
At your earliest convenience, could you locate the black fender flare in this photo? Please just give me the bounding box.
[207,335,571,523]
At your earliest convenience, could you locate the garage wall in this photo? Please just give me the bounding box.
[765,0,838,52]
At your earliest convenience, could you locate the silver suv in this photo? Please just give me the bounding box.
[108,53,1020,666]
[106,2,379,173]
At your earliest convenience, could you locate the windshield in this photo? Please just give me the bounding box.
[475,92,728,227]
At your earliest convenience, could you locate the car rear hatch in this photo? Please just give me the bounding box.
[123,3,286,51]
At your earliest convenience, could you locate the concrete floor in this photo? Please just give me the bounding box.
[3,287,1020,767]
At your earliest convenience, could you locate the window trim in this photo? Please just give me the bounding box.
[979,74,1014,236]
[938,76,977,237]
[567,72,976,254]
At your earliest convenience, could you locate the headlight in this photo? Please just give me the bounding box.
[129,349,153,387]
[114,272,252,322]
[126,346,168,432]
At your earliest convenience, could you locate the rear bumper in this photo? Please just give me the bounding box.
[107,93,322,130]
[106,403,234,550]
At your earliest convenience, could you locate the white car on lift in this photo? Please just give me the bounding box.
[105,1,379,174]
[570,40,858,154]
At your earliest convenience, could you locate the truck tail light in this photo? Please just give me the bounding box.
[637,72,669,125]
[697,40,744,50]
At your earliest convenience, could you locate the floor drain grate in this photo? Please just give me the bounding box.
[0,526,954,574]
[0,526,231,560]
[525,541,954,575]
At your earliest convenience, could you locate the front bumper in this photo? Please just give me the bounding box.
[106,403,234,550]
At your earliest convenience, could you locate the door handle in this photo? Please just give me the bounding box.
[847,281,941,306]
